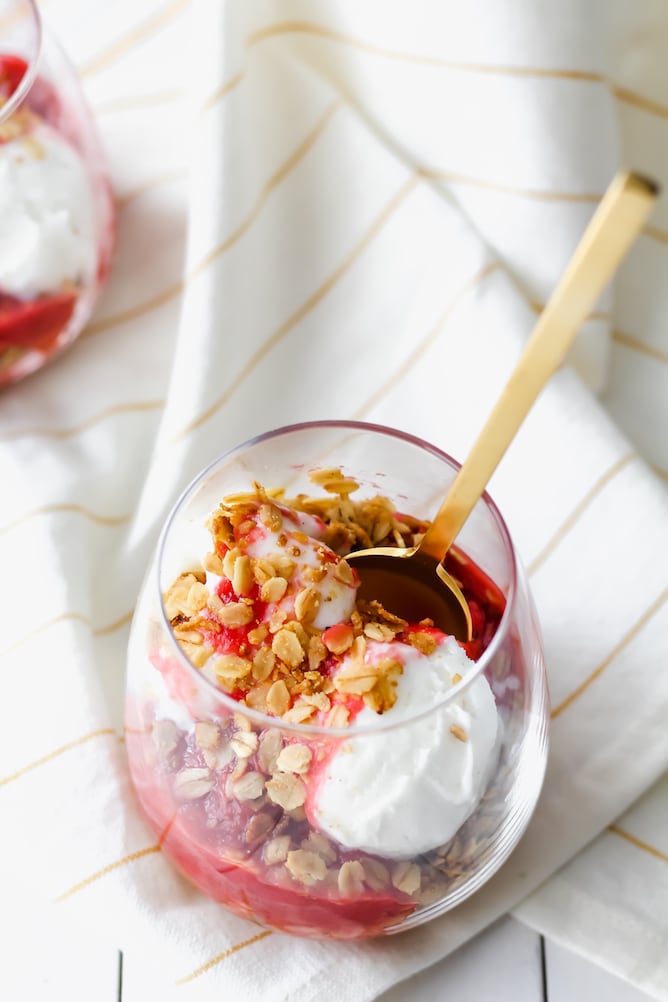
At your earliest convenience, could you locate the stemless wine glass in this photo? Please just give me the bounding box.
[125,421,549,940]
[0,0,114,386]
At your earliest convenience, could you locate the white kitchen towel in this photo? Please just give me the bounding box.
[1,1,668,1000]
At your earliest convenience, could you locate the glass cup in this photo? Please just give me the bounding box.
[125,421,549,940]
[0,0,114,386]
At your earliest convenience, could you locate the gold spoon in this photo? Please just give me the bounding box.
[347,170,659,641]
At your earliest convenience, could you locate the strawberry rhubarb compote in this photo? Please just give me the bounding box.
[0,54,113,385]
[126,469,506,939]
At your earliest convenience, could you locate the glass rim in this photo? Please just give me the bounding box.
[0,0,42,123]
[154,419,520,737]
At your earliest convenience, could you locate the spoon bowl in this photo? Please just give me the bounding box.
[348,170,658,640]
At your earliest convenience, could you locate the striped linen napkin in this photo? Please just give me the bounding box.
[2,0,668,999]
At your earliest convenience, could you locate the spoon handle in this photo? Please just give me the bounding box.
[420,170,659,563]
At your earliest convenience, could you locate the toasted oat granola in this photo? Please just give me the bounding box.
[162,469,436,724]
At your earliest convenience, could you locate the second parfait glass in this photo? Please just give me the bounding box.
[0,0,114,385]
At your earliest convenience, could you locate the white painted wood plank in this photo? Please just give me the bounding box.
[379,917,544,1002]
[546,940,657,1002]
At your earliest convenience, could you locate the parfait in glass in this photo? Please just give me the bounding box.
[125,422,549,939]
[0,0,114,385]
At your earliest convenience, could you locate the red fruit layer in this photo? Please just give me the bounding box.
[0,290,77,355]
[0,55,27,100]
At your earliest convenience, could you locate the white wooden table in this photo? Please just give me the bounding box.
[5,912,655,1000]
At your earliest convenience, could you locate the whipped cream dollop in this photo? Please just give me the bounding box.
[308,637,499,857]
[0,124,96,298]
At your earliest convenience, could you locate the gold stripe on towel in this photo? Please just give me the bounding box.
[613,86,668,121]
[612,330,668,365]
[0,729,116,787]
[173,172,421,440]
[177,930,274,984]
[608,824,668,864]
[528,453,636,576]
[83,101,341,338]
[353,261,502,420]
[0,400,165,442]
[79,0,190,78]
[551,585,668,718]
[247,22,605,82]
[0,504,131,534]
[201,68,246,113]
[420,167,602,203]
[55,846,161,901]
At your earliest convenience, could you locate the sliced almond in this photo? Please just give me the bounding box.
[230,730,258,758]
[174,768,214,801]
[266,679,290,716]
[294,585,321,624]
[213,654,252,683]
[217,602,255,628]
[391,861,421,896]
[265,772,306,810]
[276,743,312,775]
[232,771,265,801]
[338,860,365,896]
[194,721,220,751]
[285,849,327,886]
[264,835,291,865]
[272,629,304,669]
[232,554,253,597]
[252,647,275,682]
[261,576,288,603]
[257,729,283,773]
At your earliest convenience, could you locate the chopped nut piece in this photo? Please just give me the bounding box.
[361,857,390,890]
[222,547,241,580]
[174,768,214,801]
[450,724,468,742]
[307,634,327,670]
[338,860,365,896]
[232,554,253,596]
[364,622,395,642]
[213,654,252,683]
[452,672,462,684]
[187,582,210,612]
[285,850,327,885]
[294,585,321,624]
[230,730,259,758]
[264,835,291,865]
[194,721,220,751]
[217,602,255,628]
[266,679,290,716]
[257,729,283,773]
[282,701,316,724]
[260,576,288,603]
[302,831,337,862]
[391,861,421,896]
[252,647,276,681]
[203,551,224,575]
[334,559,355,585]
[179,641,212,668]
[407,631,437,655]
[272,629,304,669]
[245,811,276,844]
[151,719,179,757]
[276,743,312,775]
[259,503,283,531]
[232,771,265,801]
[266,772,307,811]
[248,623,269,645]
[325,703,350,728]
